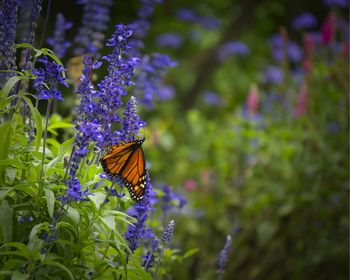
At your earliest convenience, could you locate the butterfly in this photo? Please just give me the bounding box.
[100,138,147,202]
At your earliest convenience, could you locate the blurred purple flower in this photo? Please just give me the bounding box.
[133,53,176,107]
[269,35,303,63]
[288,42,303,63]
[138,0,162,19]
[292,13,318,30]
[47,13,72,59]
[125,176,156,253]
[155,33,183,48]
[263,65,284,84]
[175,8,198,22]
[157,85,175,101]
[324,0,348,6]
[216,235,232,279]
[142,235,159,270]
[0,0,18,86]
[327,122,341,133]
[217,41,250,60]
[32,56,68,100]
[74,0,113,56]
[198,15,220,29]
[203,91,223,106]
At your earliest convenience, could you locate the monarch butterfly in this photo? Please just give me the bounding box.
[100,138,147,202]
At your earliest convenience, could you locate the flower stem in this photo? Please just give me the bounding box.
[40,99,52,183]
[153,246,164,280]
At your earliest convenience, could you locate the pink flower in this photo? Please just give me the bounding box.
[246,84,259,114]
[183,179,197,191]
[321,12,337,45]
[294,84,309,117]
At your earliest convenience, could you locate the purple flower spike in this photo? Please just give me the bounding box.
[47,13,72,59]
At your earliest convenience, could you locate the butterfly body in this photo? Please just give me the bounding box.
[101,138,147,202]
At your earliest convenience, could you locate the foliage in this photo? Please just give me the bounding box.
[0,0,348,280]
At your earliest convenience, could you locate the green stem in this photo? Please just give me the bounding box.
[153,246,165,280]
[40,99,52,183]
[63,145,75,181]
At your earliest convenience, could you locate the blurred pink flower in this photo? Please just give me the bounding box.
[294,85,309,117]
[183,179,197,191]
[246,84,259,114]
[321,12,336,44]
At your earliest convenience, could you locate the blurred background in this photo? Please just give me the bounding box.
[35,0,349,279]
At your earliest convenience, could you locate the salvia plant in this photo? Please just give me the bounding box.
[0,0,193,279]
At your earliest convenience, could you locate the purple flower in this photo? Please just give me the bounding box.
[269,35,303,63]
[47,13,72,59]
[197,15,220,29]
[217,41,250,60]
[263,65,284,84]
[138,0,162,19]
[133,53,176,108]
[175,8,198,22]
[117,96,145,142]
[292,13,318,30]
[216,235,232,279]
[125,176,156,253]
[97,24,140,146]
[157,85,175,101]
[161,219,175,246]
[32,56,68,100]
[324,0,348,7]
[155,33,183,48]
[142,234,159,270]
[288,42,303,63]
[19,0,42,71]
[203,91,223,106]
[66,177,89,201]
[0,0,19,86]
[74,0,113,56]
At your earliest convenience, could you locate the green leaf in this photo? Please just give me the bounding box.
[44,189,55,218]
[41,260,74,280]
[11,270,29,280]
[0,159,26,169]
[0,200,13,242]
[2,242,30,260]
[22,96,42,152]
[0,121,13,184]
[0,75,22,110]
[48,122,74,130]
[183,248,200,259]
[66,207,80,225]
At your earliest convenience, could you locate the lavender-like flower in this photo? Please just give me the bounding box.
[217,41,250,61]
[66,177,90,201]
[269,35,304,63]
[0,0,19,86]
[96,24,140,146]
[125,176,156,253]
[74,0,113,56]
[133,53,176,107]
[142,234,159,270]
[216,235,233,280]
[175,8,198,22]
[47,13,72,59]
[263,65,284,85]
[155,33,184,48]
[117,96,145,142]
[292,13,318,30]
[32,56,68,100]
[161,219,175,246]
[19,0,42,71]
[203,91,223,106]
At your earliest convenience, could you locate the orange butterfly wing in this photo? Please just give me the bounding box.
[100,139,147,202]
